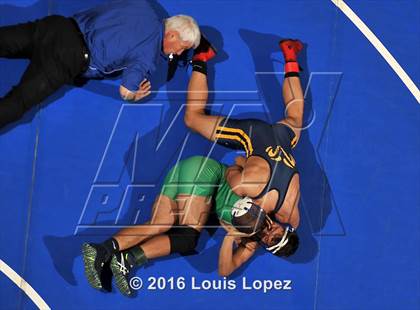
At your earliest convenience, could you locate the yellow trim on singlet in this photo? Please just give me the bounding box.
[216,126,254,156]
[266,146,280,158]
[214,133,250,157]
[280,146,296,168]
[291,135,298,148]
[282,157,294,168]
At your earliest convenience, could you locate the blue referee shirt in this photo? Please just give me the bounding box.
[73,0,165,92]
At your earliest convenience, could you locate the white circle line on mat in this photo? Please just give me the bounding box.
[0,259,51,310]
[331,0,420,103]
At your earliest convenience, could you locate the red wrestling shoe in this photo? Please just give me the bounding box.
[192,34,217,62]
[279,39,303,63]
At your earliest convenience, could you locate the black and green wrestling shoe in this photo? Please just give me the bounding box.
[110,252,135,297]
[82,243,111,290]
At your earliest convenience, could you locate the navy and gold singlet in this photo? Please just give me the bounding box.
[215,118,298,213]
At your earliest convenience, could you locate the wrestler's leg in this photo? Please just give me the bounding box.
[184,36,222,141]
[120,194,212,262]
[84,156,219,293]
[81,194,176,291]
[123,194,212,259]
[281,76,304,135]
[110,194,212,296]
[115,155,218,251]
[184,71,223,141]
[136,234,171,259]
[177,194,211,231]
[113,194,177,251]
[278,40,305,141]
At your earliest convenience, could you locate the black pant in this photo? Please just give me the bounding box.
[0,15,89,129]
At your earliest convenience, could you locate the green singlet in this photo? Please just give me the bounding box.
[160,156,241,224]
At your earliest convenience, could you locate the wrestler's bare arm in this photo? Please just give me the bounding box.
[278,76,304,142]
[218,234,257,276]
[218,220,258,276]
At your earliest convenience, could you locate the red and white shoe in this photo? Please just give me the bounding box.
[192,34,217,62]
[279,39,303,63]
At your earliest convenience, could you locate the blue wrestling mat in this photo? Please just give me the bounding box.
[0,0,419,309]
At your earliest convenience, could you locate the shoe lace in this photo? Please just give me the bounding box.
[116,253,129,276]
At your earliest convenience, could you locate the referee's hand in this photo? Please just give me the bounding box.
[134,79,151,101]
[119,79,151,102]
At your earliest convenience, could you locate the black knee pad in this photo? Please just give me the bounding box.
[167,226,200,255]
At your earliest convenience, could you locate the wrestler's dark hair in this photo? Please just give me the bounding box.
[271,231,299,257]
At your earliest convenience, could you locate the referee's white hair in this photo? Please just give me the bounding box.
[165,15,201,48]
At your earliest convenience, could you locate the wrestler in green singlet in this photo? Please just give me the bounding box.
[161,155,240,224]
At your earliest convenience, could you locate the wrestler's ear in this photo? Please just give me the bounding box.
[165,30,178,41]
